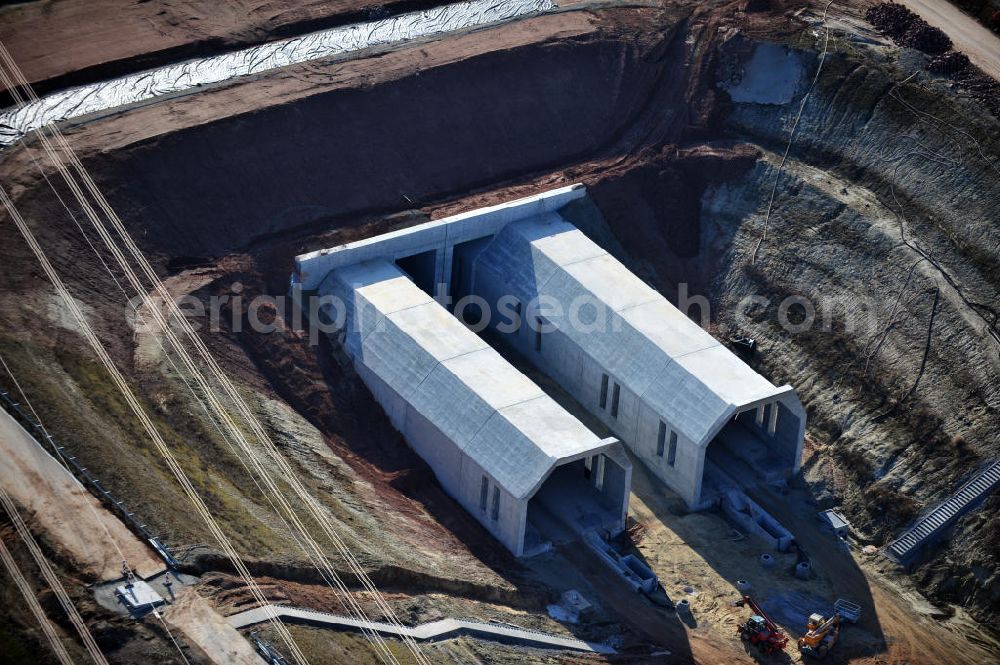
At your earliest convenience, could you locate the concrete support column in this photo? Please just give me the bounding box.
[768,402,779,436]
[756,404,765,427]
[435,246,452,306]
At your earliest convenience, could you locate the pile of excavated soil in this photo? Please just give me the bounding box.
[928,50,972,74]
[866,2,952,53]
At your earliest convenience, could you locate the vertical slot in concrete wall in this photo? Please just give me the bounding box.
[450,236,493,305]
[395,250,438,296]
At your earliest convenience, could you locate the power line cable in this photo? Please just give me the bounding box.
[0,43,421,665]
[0,534,75,665]
[0,184,311,665]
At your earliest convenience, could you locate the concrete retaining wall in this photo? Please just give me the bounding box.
[295,184,586,291]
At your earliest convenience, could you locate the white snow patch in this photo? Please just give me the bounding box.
[724,43,803,105]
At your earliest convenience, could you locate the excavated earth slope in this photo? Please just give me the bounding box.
[0,0,998,662]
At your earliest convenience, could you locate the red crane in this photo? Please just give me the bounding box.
[736,595,788,655]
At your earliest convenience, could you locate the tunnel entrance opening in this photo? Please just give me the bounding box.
[395,249,437,296]
[525,453,629,555]
[701,403,802,506]
[450,236,492,306]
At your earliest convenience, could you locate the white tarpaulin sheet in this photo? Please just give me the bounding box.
[0,0,554,146]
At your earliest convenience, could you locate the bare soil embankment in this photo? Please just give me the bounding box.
[0,0,455,98]
[0,0,998,662]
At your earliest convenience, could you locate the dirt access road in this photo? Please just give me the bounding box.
[0,406,264,664]
[0,407,163,581]
[627,456,999,665]
[901,0,1000,80]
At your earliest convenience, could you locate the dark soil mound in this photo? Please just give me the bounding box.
[928,51,971,76]
[866,2,953,54]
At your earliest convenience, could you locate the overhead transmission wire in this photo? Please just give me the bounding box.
[880,83,1000,349]
[0,535,75,665]
[0,350,192,665]
[28,123,404,665]
[0,185,311,665]
[0,42,427,665]
[751,0,835,265]
[853,70,1000,384]
[37,125,428,665]
[748,5,998,397]
[0,95,397,665]
[10,139,398,662]
[2,41,429,665]
[0,64,309,663]
[0,484,109,665]
[0,67,193,665]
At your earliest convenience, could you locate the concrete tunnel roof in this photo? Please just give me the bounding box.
[474,214,799,447]
[320,259,620,500]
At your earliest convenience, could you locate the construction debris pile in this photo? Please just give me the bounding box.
[865,2,952,54]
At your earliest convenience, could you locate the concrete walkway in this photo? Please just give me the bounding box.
[227,605,615,654]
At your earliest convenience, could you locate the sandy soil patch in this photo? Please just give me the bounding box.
[161,586,264,665]
[0,408,163,580]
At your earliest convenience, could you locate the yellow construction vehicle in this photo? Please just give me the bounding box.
[799,599,860,659]
[798,612,840,659]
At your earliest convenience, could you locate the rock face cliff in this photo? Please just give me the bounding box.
[707,38,1000,617]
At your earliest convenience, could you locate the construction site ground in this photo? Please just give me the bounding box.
[1,0,998,663]
[501,345,1000,665]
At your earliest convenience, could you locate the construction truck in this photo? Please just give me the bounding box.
[735,595,788,655]
[799,599,861,659]
[799,612,840,658]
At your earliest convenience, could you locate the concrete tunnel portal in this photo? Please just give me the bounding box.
[317,257,631,557]
[701,401,804,506]
[294,185,805,556]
